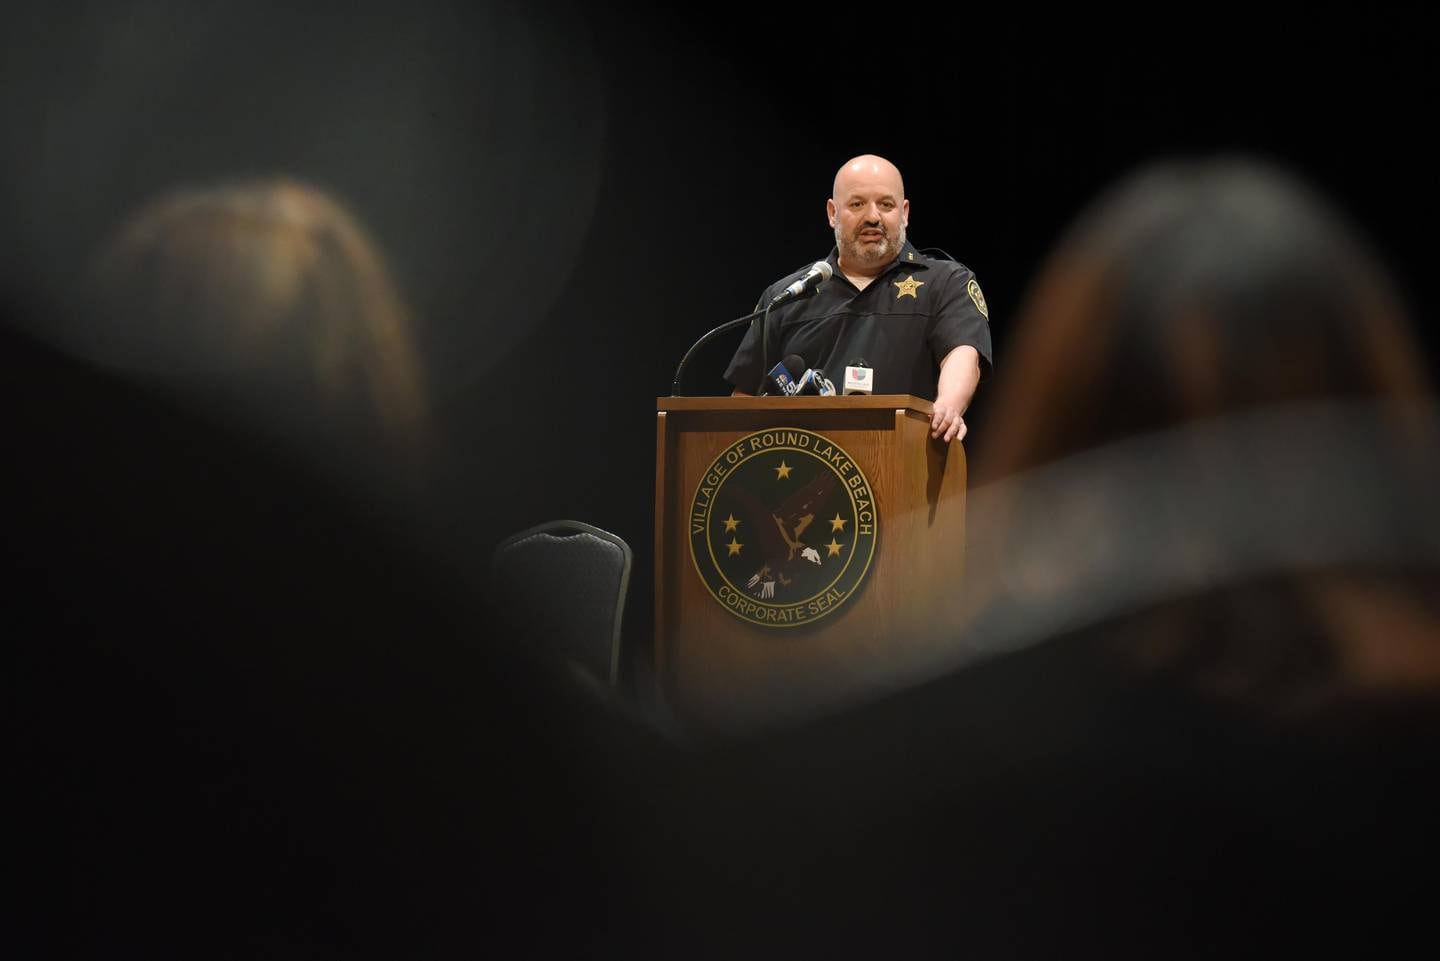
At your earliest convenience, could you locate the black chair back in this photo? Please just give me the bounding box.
[490,520,632,686]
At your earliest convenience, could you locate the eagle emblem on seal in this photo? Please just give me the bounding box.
[688,428,878,628]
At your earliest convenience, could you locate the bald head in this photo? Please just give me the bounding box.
[828,154,909,276]
[832,154,906,201]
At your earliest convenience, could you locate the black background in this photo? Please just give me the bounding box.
[4,2,1438,707]
[5,3,1436,601]
[5,4,1440,951]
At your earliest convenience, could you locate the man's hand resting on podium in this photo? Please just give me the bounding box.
[931,345,980,443]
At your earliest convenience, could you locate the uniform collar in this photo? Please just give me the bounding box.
[826,239,929,279]
[891,239,929,271]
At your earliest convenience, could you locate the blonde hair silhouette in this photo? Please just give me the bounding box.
[93,176,426,444]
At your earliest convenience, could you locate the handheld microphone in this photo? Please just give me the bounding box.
[768,261,833,308]
[759,354,807,395]
[795,368,837,396]
[843,358,873,395]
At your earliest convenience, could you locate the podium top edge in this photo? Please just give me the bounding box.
[657,394,932,414]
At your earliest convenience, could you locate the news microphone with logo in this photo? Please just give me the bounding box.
[795,367,837,396]
[843,358,873,395]
[768,261,833,309]
[758,354,807,395]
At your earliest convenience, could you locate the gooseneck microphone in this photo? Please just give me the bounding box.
[668,258,828,396]
[768,261,833,309]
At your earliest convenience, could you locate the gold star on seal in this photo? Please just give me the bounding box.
[774,460,792,480]
[894,274,924,299]
[727,538,743,557]
[829,513,847,533]
[826,538,844,558]
[722,514,740,533]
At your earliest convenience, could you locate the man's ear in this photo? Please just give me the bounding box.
[902,198,910,228]
[826,198,837,227]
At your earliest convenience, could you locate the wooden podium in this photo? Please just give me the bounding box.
[654,395,966,734]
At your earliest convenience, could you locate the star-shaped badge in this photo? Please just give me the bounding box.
[894,274,924,299]
[774,460,793,480]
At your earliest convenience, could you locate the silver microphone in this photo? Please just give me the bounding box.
[769,261,833,307]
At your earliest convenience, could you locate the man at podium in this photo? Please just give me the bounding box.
[724,154,993,443]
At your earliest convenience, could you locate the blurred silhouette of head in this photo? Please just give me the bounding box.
[980,156,1429,482]
[87,176,426,449]
[951,157,1440,713]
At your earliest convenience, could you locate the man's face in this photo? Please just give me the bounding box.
[828,170,909,270]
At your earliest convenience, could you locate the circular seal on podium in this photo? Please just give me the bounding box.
[688,427,878,628]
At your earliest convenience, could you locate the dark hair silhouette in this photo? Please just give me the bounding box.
[960,157,1440,711]
[979,157,1430,481]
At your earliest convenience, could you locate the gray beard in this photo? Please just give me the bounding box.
[837,223,905,269]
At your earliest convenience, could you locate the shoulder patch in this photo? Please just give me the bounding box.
[966,278,989,318]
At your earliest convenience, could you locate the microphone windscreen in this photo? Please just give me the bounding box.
[813,261,833,280]
[843,362,873,395]
[795,368,836,396]
[759,356,804,395]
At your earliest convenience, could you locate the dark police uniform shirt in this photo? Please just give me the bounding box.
[724,240,993,397]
